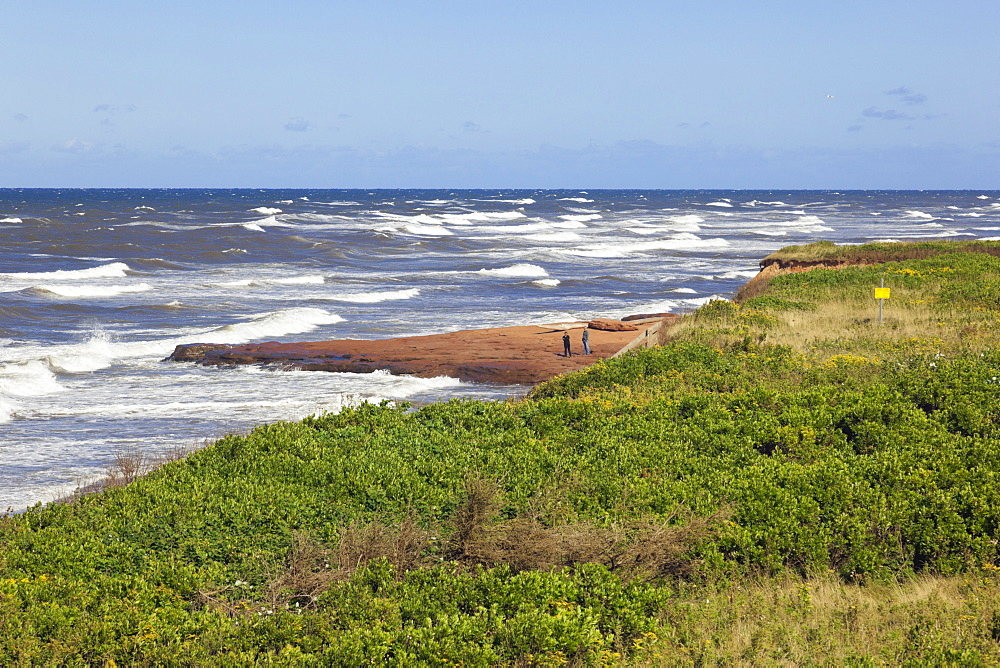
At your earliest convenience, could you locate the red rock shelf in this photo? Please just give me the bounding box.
[168,318,673,385]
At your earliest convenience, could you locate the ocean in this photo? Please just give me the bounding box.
[2,189,999,512]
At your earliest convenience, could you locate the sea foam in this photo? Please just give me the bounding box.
[559,234,729,258]
[478,264,549,278]
[323,288,420,303]
[205,308,345,344]
[221,275,326,287]
[0,360,65,397]
[34,283,152,298]
[1,262,130,281]
[525,232,582,242]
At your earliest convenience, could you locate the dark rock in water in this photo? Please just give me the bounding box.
[168,343,233,362]
[587,319,639,332]
[622,312,677,322]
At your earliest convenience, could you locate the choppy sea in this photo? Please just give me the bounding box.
[2,189,999,511]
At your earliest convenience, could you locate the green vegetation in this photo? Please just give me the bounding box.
[4,242,1000,664]
[762,239,1000,265]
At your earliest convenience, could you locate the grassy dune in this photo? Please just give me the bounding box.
[3,241,1000,665]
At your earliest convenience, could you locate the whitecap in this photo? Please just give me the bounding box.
[271,275,326,285]
[1,217,22,223]
[220,275,325,288]
[959,213,985,218]
[671,288,698,294]
[321,288,420,303]
[11,308,346,376]
[916,222,944,228]
[719,270,760,279]
[199,308,345,344]
[45,332,118,373]
[629,215,703,235]
[905,210,935,219]
[559,214,602,222]
[0,360,65,397]
[251,207,282,215]
[475,222,552,233]
[558,234,729,258]
[525,232,582,242]
[242,223,265,232]
[439,211,527,226]
[532,278,561,287]
[559,197,594,203]
[472,198,535,205]
[548,220,588,229]
[244,215,296,228]
[403,224,454,236]
[758,215,834,232]
[0,395,16,423]
[1,262,130,281]
[706,201,733,207]
[34,283,152,298]
[978,195,991,199]
[478,264,549,278]
[621,295,722,318]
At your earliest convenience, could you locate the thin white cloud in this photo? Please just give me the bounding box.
[52,139,96,154]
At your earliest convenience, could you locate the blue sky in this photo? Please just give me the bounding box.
[3,0,998,188]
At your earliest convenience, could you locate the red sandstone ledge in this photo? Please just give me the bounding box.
[168,316,676,385]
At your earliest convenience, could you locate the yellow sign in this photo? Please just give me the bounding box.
[874,287,891,299]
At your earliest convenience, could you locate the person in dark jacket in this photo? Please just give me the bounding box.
[562,332,572,357]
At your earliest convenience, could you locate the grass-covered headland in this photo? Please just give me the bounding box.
[6,241,1000,665]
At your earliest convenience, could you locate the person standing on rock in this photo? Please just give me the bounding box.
[582,328,591,355]
[562,332,572,357]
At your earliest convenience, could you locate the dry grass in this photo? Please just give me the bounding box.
[632,571,1000,665]
[449,478,728,580]
[664,296,1000,360]
[240,479,729,616]
[51,442,205,507]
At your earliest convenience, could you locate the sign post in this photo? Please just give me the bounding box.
[874,277,890,324]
